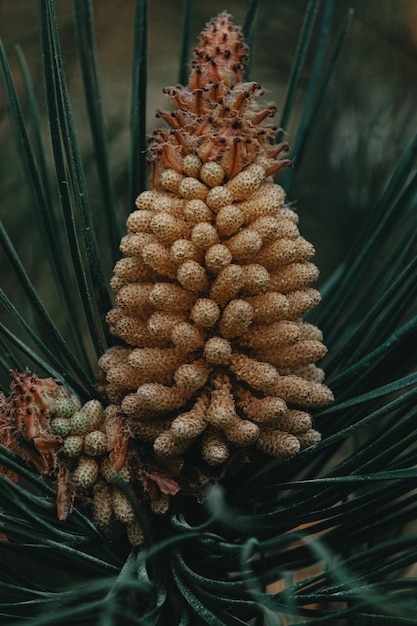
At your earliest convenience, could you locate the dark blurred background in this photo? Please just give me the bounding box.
[1,0,417,351]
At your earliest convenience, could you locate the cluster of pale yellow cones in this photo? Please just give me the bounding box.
[0,12,333,546]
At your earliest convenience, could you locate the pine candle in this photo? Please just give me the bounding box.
[99,12,333,500]
[0,13,334,544]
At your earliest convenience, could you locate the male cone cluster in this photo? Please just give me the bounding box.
[99,12,333,487]
[0,14,334,543]
[0,372,144,545]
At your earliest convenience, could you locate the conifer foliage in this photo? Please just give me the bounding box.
[1,1,417,624]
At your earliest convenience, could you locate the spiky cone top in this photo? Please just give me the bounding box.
[100,12,333,500]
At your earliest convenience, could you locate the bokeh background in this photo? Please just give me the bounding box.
[1,0,417,375]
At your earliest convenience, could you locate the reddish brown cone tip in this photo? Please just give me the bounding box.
[190,11,248,89]
[150,12,291,187]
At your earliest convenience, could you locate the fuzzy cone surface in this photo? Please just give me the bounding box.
[98,12,334,507]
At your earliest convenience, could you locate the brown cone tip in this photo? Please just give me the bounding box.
[190,11,248,89]
[150,12,292,187]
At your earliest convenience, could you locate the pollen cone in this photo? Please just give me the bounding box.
[100,11,333,503]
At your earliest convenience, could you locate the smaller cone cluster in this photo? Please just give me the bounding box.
[0,372,144,546]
